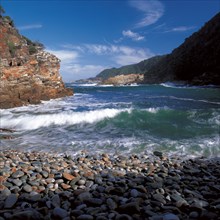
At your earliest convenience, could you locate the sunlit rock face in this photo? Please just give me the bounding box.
[0,16,73,109]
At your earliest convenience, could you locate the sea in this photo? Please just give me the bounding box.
[0,83,220,158]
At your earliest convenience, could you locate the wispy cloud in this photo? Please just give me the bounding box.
[18,24,43,30]
[129,0,164,28]
[122,30,145,41]
[164,26,196,33]
[48,44,154,81]
[67,43,154,66]
[46,49,79,64]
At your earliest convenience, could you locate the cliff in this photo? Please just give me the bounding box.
[144,12,220,85]
[96,56,164,80]
[0,14,73,109]
[102,74,144,86]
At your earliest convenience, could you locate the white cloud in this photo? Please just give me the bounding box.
[164,26,196,33]
[61,64,106,81]
[46,49,79,64]
[122,30,145,41]
[18,24,43,30]
[129,0,164,28]
[47,44,154,81]
[64,43,154,66]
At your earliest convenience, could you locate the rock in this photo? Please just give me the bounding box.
[51,194,61,208]
[106,198,117,210]
[63,172,75,181]
[162,213,180,220]
[23,184,33,193]
[9,210,42,220]
[4,193,18,208]
[118,202,140,214]
[53,207,68,219]
[115,214,133,220]
[130,189,139,198]
[84,198,103,206]
[12,170,24,178]
[12,178,23,186]
[78,192,92,202]
[0,18,73,109]
[153,151,163,157]
[77,214,94,220]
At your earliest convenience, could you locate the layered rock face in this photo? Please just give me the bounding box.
[102,74,144,86]
[0,16,73,109]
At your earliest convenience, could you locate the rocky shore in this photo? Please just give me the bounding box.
[0,150,220,220]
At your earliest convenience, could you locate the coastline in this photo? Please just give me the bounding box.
[0,150,219,220]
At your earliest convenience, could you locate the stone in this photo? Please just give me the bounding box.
[118,202,140,214]
[130,189,139,198]
[77,214,94,220]
[63,172,75,181]
[106,198,117,210]
[12,179,23,186]
[51,194,61,207]
[53,207,68,219]
[4,193,18,208]
[23,184,33,193]
[12,170,24,178]
[162,213,180,220]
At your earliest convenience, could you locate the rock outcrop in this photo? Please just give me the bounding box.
[144,12,220,85]
[0,15,73,109]
[102,74,144,86]
[96,56,164,80]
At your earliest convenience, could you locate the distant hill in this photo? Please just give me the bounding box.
[96,55,165,80]
[144,12,220,85]
[95,13,220,85]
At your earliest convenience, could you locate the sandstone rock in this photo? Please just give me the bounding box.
[0,17,73,109]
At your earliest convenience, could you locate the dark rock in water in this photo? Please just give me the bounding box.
[153,151,163,158]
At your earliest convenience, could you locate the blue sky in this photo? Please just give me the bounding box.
[2,0,219,81]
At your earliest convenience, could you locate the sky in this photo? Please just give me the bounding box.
[1,0,219,82]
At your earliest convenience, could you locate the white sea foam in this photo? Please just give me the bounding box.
[1,108,130,130]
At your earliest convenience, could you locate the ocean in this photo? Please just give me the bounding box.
[0,83,219,158]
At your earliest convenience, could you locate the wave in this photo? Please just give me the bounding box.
[160,82,220,89]
[0,108,131,130]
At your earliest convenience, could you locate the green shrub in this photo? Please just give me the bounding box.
[29,45,37,55]
[8,42,16,57]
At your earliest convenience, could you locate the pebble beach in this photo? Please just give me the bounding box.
[0,150,220,220]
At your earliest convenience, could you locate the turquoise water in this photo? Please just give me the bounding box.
[0,83,219,157]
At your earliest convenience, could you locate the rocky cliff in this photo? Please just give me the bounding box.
[96,56,164,80]
[0,14,73,109]
[144,12,220,85]
[102,74,144,86]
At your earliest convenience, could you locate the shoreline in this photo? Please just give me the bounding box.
[0,150,220,220]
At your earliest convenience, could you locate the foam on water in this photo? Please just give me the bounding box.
[1,108,131,130]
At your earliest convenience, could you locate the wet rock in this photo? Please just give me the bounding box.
[77,214,94,220]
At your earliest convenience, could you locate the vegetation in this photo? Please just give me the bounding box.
[96,56,164,79]
[0,5,5,16]
[8,42,16,57]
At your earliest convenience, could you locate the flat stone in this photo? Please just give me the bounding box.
[12,170,24,178]
[63,172,75,181]
[12,179,23,186]
[23,184,33,193]
[106,198,117,210]
[4,193,18,208]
